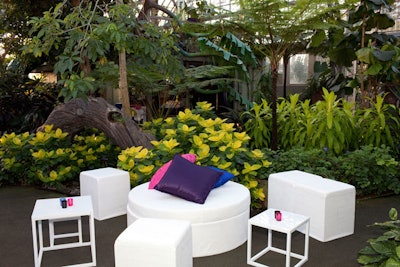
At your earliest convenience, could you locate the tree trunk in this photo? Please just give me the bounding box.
[118,49,131,116]
[270,67,278,151]
[38,97,156,149]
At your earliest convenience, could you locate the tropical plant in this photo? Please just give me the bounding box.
[241,99,271,149]
[0,67,60,134]
[307,89,356,154]
[358,208,400,267]
[337,145,400,195]
[236,0,358,149]
[0,125,120,187]
[309,0,400,107]
[357,94,400,149]
[22,1,185,116]
[0,0,61,65]
[117,101,270,208]
[276,94,305,149]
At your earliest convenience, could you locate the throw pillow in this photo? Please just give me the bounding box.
[155,154,222,204]
[207,166,235,188]
[148,153,196,189]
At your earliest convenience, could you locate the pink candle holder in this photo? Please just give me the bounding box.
[275,210,282,221]
[67,198,73,207]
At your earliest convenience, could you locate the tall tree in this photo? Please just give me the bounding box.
[22,1,185,114]
[0,0,62,66]
[310,0,399,108]
[235,0,358,150]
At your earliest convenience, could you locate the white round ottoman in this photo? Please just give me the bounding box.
[127,181,250,257]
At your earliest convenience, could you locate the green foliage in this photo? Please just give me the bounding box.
[117,102,271,208]
[191,32,257,108]
[303,61,353,98]
[0,0,61,63]
[22,1,185,103]
[241,99,271,149]
[262,146,400,196]
[197,32,257,80]
[336,146,400,195]
[0,125,120,186]
[262,148,337,179]
[242,92,400,156]
[357,94,400,148]
[308,0,400,100]
[276,94,306,149]
[307,89,356,154]
[0,68,60,134]
[358,208,400,267]
[0,132,34,185]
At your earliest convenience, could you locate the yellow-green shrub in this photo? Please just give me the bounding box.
[117,102,270,208]
[0,125,120,186]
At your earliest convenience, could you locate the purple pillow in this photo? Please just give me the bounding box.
[207,166,235,188]
[148,153,196,189]
[155,154,222,204]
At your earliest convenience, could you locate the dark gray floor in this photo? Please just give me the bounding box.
[1,185,399,267]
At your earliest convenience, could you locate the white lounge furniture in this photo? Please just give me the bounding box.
[126,181,250,257]
[248,209,310,267]
[80,167,130,220]
[114,218,192,267]
[31,196,96,267]
[268,170,356,242]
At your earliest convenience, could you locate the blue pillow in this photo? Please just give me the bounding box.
[155,154,223,204]
[207,166,235,188]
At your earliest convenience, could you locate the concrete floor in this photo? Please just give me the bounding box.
[1,185,399,267]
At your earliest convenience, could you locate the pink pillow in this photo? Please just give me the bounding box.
[148,153,196,189]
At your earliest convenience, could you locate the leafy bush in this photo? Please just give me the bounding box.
[358,208,400,266]
[336,146,400,196]
[0,70,60,134]
[243,89,400,156]
[262,147,338,179]
[117,102,271,208]
[241,99,271,149]
[0,125,120,186]
[356,94,400,150]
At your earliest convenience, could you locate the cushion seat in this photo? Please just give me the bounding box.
[127,181,250,257]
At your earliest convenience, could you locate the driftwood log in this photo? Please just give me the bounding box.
[38,97,156,149]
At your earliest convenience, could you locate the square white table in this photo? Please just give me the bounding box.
[247,209,309,267]
[31,196,96,267]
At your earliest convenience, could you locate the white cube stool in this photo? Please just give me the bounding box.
[248,209,309,267]
[114,218,193,267]
[268,170,355,242]
[80,167,130,220]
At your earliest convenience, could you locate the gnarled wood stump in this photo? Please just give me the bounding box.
[38,97,155,149]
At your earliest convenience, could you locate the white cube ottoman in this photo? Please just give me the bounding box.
[80,167,130,220]
[114,218,192,267]
[268,170,355,242]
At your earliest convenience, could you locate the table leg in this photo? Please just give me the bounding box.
[286,232,292,267]
[31,219,39,267]
[49,220,55,246]
[247,223,252,263]
[304,220,310,259]
[267,228,272,249]
[89,214,97,265]
[78,217,83,243]
[38,220,44,266]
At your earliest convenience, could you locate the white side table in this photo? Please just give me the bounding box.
[247,209,309,267]
[31,196,96,267]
